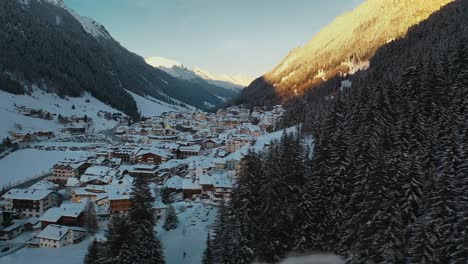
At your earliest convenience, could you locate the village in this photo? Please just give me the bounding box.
[0,105,284,261]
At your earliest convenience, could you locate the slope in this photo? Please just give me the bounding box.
[235,0,453,107]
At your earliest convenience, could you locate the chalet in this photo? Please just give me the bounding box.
[2,189,56,218]
[164,175,183,191]
[182,178,202,199]
[177,145,202,159]
[226,136,253,153]
[125,164,159,181]
[108,189,132,214]
[135,148,172,165]
[79,166,117,185]
[199,172,233,199]
[203,138,224,149]
[37,224,87,248]
[70,187,108,204]
[61,123,87,135]
[0,220,24,240]
[51,160,90,183]
[110,147,141,164]
[39,203,86,229]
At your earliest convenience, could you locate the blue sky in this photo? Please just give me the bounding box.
[64,0,364,78]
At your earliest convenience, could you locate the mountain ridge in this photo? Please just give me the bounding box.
[235,0,453,107]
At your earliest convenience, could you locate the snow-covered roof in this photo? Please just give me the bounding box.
[39,202,86,222]
[182,178,201,190]
[164,175,183,190]
[65,178,80,187]
[28,180,58,190]
[2,188,53,201]
[83,166,116,177]
[37,224,70,241]
[179,145,202,153]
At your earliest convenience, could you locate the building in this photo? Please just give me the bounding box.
[51,160,90,184]
[108,189,132,214]
[182,178,202,199]
[37,224,87,248]
[39,203,86,229]
[226,136,253,153]
[2,189,56,218]
[177,145,202,159]
[135,148,172,165]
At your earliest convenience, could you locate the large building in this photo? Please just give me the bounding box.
[2,189,56,218]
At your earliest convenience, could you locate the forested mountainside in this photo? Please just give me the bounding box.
[233,0,453,107]
[0,0,226,119]
[207,1,468,263]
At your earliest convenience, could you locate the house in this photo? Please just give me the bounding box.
[182,178,202,199]
[135,148,172,165]
[2,189,56,218]
[79,166,117,185]
[203,139,224,149]
[177,145,202,159]
[0,220,24,240]
[110,147,141,164]
[164,175,183,191]
[39,203,86,229]
[226,136,253,153]
[51,160,90,183]
[125,164,159,181]
[71,187,108,204]
[37,224,87,248]
[108,189,132,214]
[61,123,87,134]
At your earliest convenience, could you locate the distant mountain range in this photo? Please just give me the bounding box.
[234,0,453,107]
[0,0,237,118]
[145,57,252,90]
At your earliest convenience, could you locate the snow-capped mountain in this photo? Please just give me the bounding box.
[1,0,230,120]
[146,57,253,90]
[235,0,453,107]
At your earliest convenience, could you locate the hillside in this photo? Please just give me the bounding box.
[235,0,453,107]
[0,0,226,118]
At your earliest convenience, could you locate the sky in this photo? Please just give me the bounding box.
[64,0,364,78]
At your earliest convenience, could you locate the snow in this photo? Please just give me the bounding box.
[0,148,90,189]
[0,88,122,139]
[157,202,217,264]
[225,126,298,161]
[2,236,93,264]
[125,90,187,117]
[145,56,253,90]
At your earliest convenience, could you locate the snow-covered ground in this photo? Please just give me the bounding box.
[157,202,217,264]
[125,90,187,117]
[0,89,122,139]
[2,236,93,264]
[225,126,299,161]
[0,148,90,189]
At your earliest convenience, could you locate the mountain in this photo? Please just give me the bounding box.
[146,56,252,90]
[235,0,453,107]
[0,0,227,119]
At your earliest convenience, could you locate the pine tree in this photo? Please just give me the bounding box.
[202,233,214,264]
[126,176,165,264]
[100,214,132,262]
[163,206,178,231]
[84,239,100,264]
[84,199,98,234]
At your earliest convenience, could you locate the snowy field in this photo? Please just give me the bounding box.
[2,236,93,264]
[126,90,187,117]
[157,202,217,264]
[0,88,122,139]
[0,148,90,189]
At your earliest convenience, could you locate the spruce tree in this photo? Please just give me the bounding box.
[163,206,179,231]
[84,239,100,264]
[202,233,214,264]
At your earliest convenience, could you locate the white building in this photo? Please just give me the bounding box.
[37,224,87,248]
[2,189,56,218]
